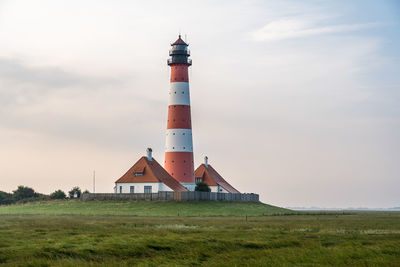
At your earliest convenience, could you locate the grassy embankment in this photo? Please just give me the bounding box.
[0,200,290,216]
[0,201,399,266]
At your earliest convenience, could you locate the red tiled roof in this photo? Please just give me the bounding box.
[115,157,188,192]
[194,167,217,186]
[194,164,240,193]
[172,35,187,45]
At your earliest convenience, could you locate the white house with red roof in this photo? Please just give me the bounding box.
[114,148,188,194]
[115,150,239,194]
[194,156,240,193]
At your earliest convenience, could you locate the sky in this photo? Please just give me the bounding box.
[0,0,399,208]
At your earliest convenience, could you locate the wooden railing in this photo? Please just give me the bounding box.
[81,192,259,202]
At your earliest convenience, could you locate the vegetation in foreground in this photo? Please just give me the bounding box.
[0,213,399,266]
[0,200,290,216]
[0,186,86,205]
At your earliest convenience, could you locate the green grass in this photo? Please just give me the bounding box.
[0,201,399,266]
[0,200,291,216]
[1,213,400,266]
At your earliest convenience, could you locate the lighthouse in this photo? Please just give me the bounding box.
[114,36,243,196]
[164,35,195,191]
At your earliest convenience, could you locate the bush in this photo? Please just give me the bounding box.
[50,190,66,200]
[0,191,13,205]
[68,187,82,198]
[13,186,36,201]
[195,182,211,192]
[16,194,50,204]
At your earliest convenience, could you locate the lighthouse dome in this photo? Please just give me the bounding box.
[171,35,188,46]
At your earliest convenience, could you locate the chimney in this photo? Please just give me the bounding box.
[147,148,153,161]
[204,156,208,167]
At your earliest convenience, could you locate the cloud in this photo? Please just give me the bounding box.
[0,56,128,112]
[0,57,120,91]
[0,57,162,148]
[251,17,376,42]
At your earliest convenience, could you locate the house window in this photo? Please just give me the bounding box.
[130,186,135,193]
[119,186,122,193]
[195,178,202,184]
[144,186,152,193]
[134,172,143,176]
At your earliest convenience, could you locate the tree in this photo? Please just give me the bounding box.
[0,191,13,205]
[82,190,90,194]
[68,187,82,198]
[195,182,211,192]
[13,186,36,200]
[50,190,66,200]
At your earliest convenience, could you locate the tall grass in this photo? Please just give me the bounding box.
[0,214,399,266]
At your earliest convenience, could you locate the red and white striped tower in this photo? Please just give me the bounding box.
[164,35,195,190]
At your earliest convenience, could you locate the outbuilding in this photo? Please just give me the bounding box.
[194,157,240,193]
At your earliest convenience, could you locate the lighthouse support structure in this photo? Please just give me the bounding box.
[164,35,195,191]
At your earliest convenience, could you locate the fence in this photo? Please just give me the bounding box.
[81,192,259,202]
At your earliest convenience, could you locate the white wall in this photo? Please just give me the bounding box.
[158,182,173,192]
[209,185,228,193]
[181,183,196,191]
[115,182,172,193]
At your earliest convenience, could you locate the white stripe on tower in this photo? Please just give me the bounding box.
[169,82,190,105]
[165,129,193,152]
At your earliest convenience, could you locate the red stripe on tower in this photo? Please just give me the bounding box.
[165,35,195,189]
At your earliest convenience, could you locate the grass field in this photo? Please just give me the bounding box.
[1,201,400,266]
[0,200,291,216]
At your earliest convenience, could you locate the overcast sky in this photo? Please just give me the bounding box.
[0,0,399,208]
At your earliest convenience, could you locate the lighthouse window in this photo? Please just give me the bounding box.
[183,147,186,149]
[172,160,174,163]
[182,91,184,94]
[173,147,175,149]
[174,91,176,94]
[183,133,185,135]
[184,160,186,163]
[173,133,175,135]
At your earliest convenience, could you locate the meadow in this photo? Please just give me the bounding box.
[0,201,399,266]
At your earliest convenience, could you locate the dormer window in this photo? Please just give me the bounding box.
[195,177,202,184]
[133,166,145,176]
